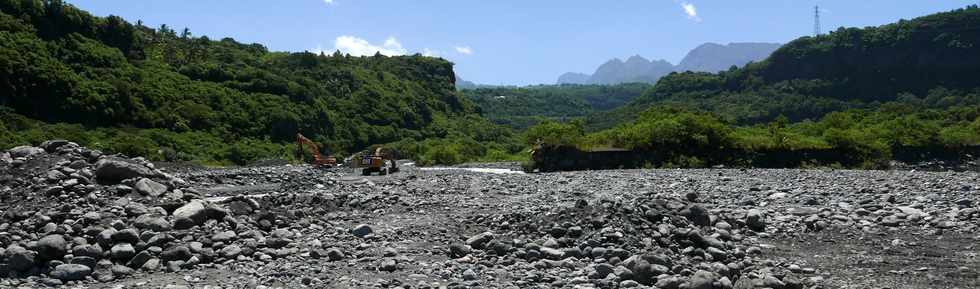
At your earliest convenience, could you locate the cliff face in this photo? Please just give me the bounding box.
[675,42,782,73]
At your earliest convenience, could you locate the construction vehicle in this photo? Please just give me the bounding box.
[359,147,398,175]
[295,133,337,168]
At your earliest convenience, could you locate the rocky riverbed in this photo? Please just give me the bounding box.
[0,141,978,289]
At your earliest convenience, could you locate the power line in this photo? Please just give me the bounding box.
[814,5,821,37]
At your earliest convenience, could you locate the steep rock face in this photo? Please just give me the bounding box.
[675,42,782,73]
[557,72,591,85]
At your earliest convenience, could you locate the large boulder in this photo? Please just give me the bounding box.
[745,209,767,232]
[172,200,228,228]
[466,232,494,249]
[36,234,68,261]
[110,243,136,260]
[134,214,172,232]
[50,264,92,281]
[135,178,168,197]
[94,157,158,183]
[40,140,71,153]
[72,244,103,259]
[351,224,373,238]
[6,245,37,271]
[680,205,711,227]
[161,245,192,262]
[8,146,43,158]
[687,270,720,289]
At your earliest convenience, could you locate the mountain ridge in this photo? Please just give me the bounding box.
[558,42,782,85]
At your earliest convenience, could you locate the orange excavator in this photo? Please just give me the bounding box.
[295,133,337,168]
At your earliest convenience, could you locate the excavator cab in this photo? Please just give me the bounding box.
[360,147,398,175]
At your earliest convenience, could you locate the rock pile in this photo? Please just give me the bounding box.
[442,194,816,289]
[0,141,278,286]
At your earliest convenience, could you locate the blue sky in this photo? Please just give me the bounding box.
[68,0,978,85]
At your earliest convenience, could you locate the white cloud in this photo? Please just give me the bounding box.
[674,1,701,22]
[323,0,334,4]
[422,48,440,57]
[334,35,407,56]
[454,46,473,55]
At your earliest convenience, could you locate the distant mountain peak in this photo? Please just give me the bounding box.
[625,55,649,63]
[675,42,782,73]
[556,42,782,85]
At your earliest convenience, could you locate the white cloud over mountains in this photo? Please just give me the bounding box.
[313,36,471,59]
[334,35,407,56]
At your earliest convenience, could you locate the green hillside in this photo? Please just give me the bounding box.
[0,0,516,165]
[462,83,650,130]
[590,5,980,130]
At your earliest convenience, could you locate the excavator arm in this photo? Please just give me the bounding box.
[296,133,337,167]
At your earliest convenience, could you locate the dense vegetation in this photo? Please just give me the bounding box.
[531,103,980,168]
[462,83,650,130]
[527,6,980,168]
[590,5,980,130]
[0,0,519,165]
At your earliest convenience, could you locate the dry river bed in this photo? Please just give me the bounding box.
[1,144,978,289]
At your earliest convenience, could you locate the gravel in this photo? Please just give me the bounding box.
[0,141,977,288]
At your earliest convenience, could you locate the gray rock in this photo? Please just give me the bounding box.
[111,264,134,276]
[448,243,472,258]
[146,233,174,248]
[134,214,171,232]
[881,215,902,227]
[141,258,161,271]
[127,251,153,268]
[50,264,92,281]
[47,170,68,181]
[956,198,972,208]
[593,263,615,279]
[40,140,71,152]
[7,246,37,271]
[688,270,719,289]
[540,247,564,260]
[326,248,345,261]
[221,245,242,259]
[685,191,699,202]
[681,205,711,227]
[630,259,669,285]
[8,146,43,158]
[745,209,766,232]
[462,268,478,281]
[351,224,373,238]
[135,178,168,197]
[379,258,397,272]
[112,228,141,244]
[161,245,192,262]
[466,232,494,249]
[69,256,98,269]
[654,275,683,289]
[265,237,289,249]
[94,157,158,183]
[110,243,136,260]
[172,200,227,227]
[36,234,68,261]
[211,231,237,243]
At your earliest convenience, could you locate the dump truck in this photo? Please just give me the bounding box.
[360,147,398,175]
